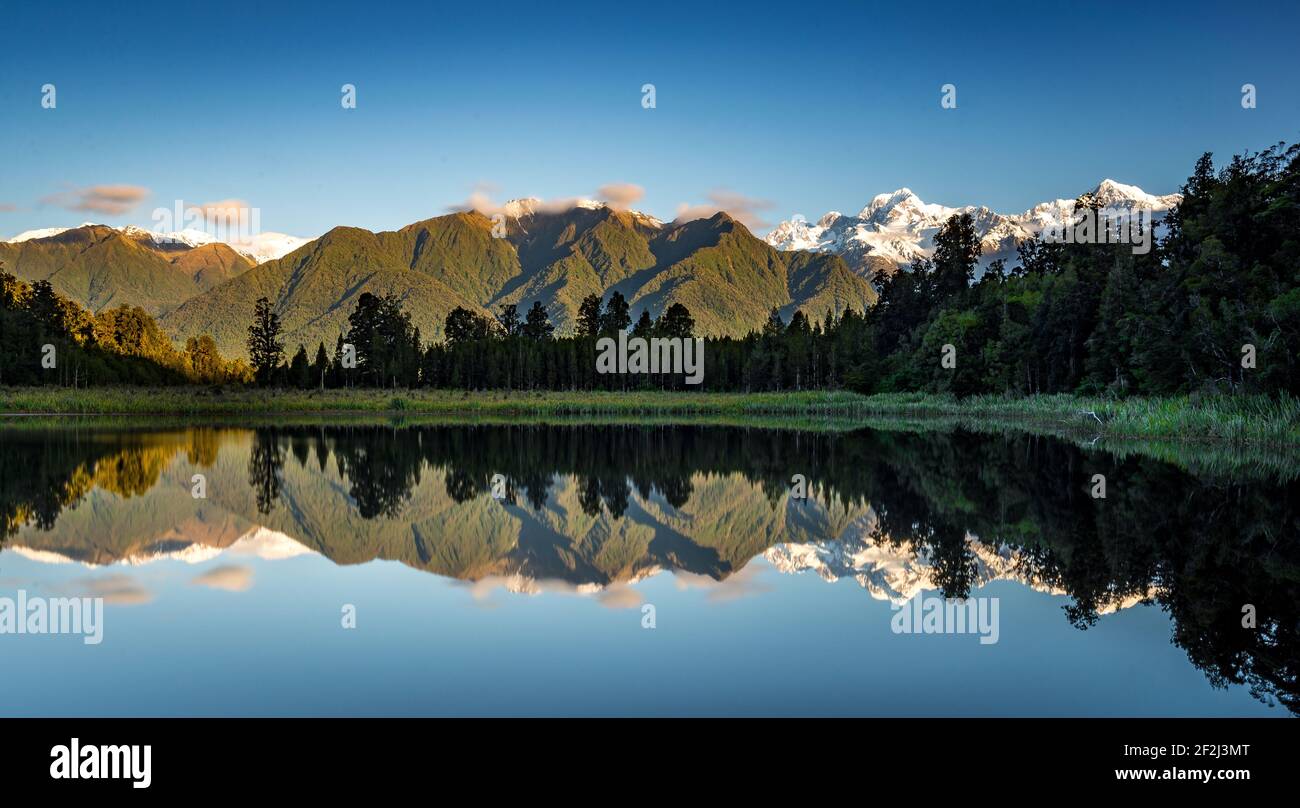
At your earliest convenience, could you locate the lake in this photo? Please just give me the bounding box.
[0,419,1294,716]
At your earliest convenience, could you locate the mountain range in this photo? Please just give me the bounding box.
[1,179,1177,359]
[0,224,258,315]
[3,222,310,265]
[764,179,1181,275]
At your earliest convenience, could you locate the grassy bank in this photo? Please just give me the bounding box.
[3,386,1299,445]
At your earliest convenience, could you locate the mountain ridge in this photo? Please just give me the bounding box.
[4,222,310,265]
[0,224,256,317]
[764,179,1181,277]
[3,180,1178,359]
[161,206,878,359]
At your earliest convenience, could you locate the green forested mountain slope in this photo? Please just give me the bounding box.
[0,226,252,316]
[162,206,878,357]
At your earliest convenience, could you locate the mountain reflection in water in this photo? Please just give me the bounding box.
[2,421,1297,715]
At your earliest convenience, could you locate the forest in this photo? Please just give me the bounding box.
[0,273,250,386]
[3,141,1297,399]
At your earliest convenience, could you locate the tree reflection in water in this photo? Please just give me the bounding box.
[1,421,1296,713]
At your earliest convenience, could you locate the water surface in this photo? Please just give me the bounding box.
[1,420,1294,716]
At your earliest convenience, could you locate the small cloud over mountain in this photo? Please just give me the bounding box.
[596,183,645,210]
[675,189,774,229]
[445,182,503,214]
[42,184,151,216]
[196,199,253,222]
[447,182,649,217]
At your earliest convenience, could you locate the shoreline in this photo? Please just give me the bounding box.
[2,387,1298,446]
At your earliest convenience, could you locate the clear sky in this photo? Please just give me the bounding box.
[1,0,1297,239]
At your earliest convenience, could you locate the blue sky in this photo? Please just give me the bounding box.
[1,0,1297,239]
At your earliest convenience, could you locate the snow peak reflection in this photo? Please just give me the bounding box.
[890,594,1000,645]
[596,332,705,385]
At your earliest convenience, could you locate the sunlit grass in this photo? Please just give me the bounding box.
[2,387,1298,446]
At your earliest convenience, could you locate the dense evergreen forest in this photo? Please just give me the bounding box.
[3,142,1297,397]
[0,273,251,386]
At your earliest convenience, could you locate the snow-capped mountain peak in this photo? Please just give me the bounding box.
[224,231,313,264]
[1092,178,1179,208]
[499,197,543,218]
[5,222,99,242]
[765,180,1181,277]
[816,211,842,228]
[1017,180,1182,235]
[125,225,219,249]
[860,187,930,220]
[3,222,311,264]
[126,224,311,264]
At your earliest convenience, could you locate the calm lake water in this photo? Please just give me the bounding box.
[0,420,1294,716]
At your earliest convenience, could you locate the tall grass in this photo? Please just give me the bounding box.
[2,386,1298,446]
[847,391,1300,444]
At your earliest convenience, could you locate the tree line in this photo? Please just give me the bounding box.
[856,142,1300,397]
[243,141,1300,397]
[0,268,250,386]
[4,140,1295,398]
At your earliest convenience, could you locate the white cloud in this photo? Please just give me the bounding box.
[673,189,774,229]
[41,184,150,216]
[596,183,645,210]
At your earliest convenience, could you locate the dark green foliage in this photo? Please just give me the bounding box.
[311,342,329,390]
[600,291,631,335]
[279,137,1300,398]
[247,297,284,386]
[844,142,1300,399]
[0,262,248,387]
[4,143,1296,399]
[523,301,555,341]
[655,302,695,339]
[575,294,603,338]
[289,344,311,389]
[345,292,422,388]
[444,306,495,344]
[632,310,654,339]
[496,303,521,337]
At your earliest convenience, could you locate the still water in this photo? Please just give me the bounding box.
[0,420,1294,716]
